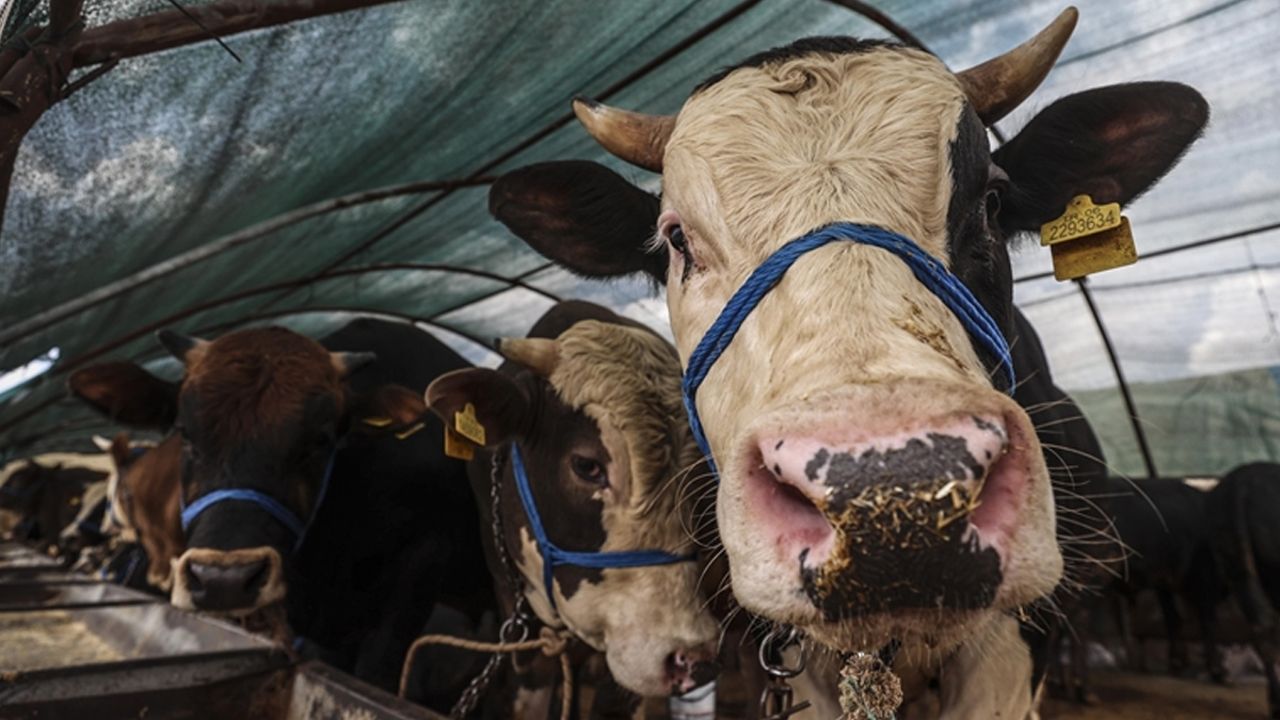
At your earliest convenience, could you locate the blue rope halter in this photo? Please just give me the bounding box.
[682,222,1015,476]
[179,441,342,553]
[510,444,695,612]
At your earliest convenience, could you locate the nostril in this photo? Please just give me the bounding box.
[748,456,836,566]
[186,562,207,593]
[241,559,268,594]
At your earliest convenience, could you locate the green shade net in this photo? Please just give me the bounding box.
[1,0,1278,480]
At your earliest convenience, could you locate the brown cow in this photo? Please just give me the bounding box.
[98,433,184,590]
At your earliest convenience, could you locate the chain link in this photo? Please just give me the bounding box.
[758,626,812,720]
[447,448,535,719]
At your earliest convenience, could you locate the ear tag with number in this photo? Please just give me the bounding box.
[1040,195,1136,281]
[443,426,476,460]
[454,403,486,446]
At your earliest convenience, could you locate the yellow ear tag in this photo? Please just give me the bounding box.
[443,426,476,460]
[362,416,393,428]
[1040,195,1137,281]
[454,403,486,446]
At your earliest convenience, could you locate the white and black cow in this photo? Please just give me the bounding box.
[484,9,1207,716]
[68,317,496,693]
[427,300,719,712]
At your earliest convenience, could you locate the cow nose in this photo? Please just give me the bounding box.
[754,414,1018,616]
[186,558,268,611]
[666,647,720,694]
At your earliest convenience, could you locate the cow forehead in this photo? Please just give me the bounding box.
[182,329,342,438]
[667,47,966,258]
[545,321,697,494]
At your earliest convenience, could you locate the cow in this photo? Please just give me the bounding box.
[91,432,185,590]
[426,300,719,712]
[67,317,496,693]
[482,8,1208,715]
[1205,462,1280,719]
[1101,476,1225,682]
[0,451,111,552]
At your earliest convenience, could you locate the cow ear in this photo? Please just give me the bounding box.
[106,433,133,467]
[994,82,1208,233]
[489,160,667,284]
[425,369,530,449]
[350,385,427,435]
[68,362,179,430]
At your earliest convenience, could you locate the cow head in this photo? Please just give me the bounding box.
[69,326,418,615]
[427,318,718,696]
[487,10,1207,654]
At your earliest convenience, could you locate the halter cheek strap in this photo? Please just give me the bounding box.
[179,441,342,553]
[510,444,695,612]
[682,222,1015,476]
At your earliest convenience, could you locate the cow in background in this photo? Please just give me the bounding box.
[68,317,495,693]
[427,301,719,715]
[1206,462,1280,719]
[0,451,111,552]
[484,7,1207,712]
[91,432,184,590]
[1101,476,1225,682]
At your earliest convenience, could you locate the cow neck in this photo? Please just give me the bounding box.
[178,438,344,553]
[682,221,1015,477]
[500,443,696,617]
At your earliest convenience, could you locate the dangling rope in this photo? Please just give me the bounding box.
[399,627,575,720]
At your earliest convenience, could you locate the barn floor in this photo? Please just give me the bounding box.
[1040,671,1268,719]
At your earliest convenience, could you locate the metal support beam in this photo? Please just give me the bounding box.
[1075,277,1158,479]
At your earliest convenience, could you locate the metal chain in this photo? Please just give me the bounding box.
[759,626,812,720]
[446,448,534,719]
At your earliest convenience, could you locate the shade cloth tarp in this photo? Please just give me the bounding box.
[1,0,1278,478]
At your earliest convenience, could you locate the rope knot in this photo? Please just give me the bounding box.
[538,627,571,657]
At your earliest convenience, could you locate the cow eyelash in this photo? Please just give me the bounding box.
[570,454,608,487]
[660,222,696,281]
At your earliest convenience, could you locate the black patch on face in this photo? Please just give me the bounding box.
[799,434,1003,618]
[504,373,611,600]
[945,104,1015,381]
[695,36,898,94]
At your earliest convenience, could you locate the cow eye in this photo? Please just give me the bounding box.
[984,188,1002,220]
[667,225,689,255]
[570,454,608,487]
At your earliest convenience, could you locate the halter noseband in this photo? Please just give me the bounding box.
[509,443,695,612]
[179,440,343,553]
[681,222,1015,477]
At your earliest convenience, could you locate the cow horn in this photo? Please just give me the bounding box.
[331,351,377,377]
[496,337,560,377]
[572,96,674,172]
[958,7,1078,125]
[156,330,210,366]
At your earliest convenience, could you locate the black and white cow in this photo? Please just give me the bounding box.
[427,300,719,712]
[67,317,495,693]
[483,8,1207,714]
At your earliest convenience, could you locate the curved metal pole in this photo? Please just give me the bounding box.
[1075,277,1158,479]
[53,262,558,374]
[0,176,496,349]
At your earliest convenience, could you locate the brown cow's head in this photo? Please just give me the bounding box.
[69,326,417,615]
[487,10,1207,654]
[427,318,718,696]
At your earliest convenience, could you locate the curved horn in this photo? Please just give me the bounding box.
[331,351,377,378]
[496,337,560,378]
[958,7,1078,125]
[572,96,675,173]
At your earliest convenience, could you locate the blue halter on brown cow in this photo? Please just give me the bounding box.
[67,317,496,696]
[482,7,1207,715]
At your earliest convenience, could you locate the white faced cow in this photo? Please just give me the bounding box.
[487,8,1207,716]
